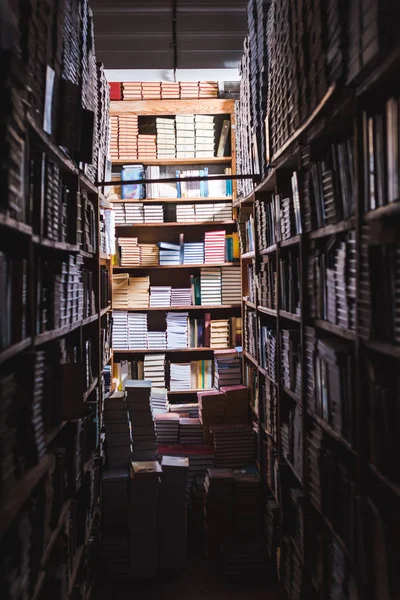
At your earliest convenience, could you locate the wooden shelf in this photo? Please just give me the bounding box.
[110,98,235,116]
[111,196,233,204]
[32,236,79,252]
[282,386,302,404]
[280,235,301,248]
[243,300,256,309]
[308,218,355,240]
[34,317,97,346]
[113,347,222,354]
[356,44,400,98]
[260,244,277,255]
[27,112,78,175]
[68,545,84,596]
[233,191,255,207]
[100,305,112,317]
[82,314,99,326]
[45,421,67,445]
[369,465,400,499]
[112,157,232,166]
[0,213,32,236]
[83,377,99,402]
[255,168,276,193]
[113,262,239,270]
[279,310,301,323]
[41,499,72,567]
[112,304,240,312]
[257,306,278,317]
[364,201,400,221]
[100,253,111,261]
[0,337,31,365]
[0,456,50,539]
[168,388,212,395]
[116,220,235,228]
[363,339,400,360]
[280,456,303,486]
[241,250,255,259]
[314,319,356,341]
[80,250,97,259]
[31,571,46,600]
[308,412,355,454]
[79,173,99,195]
[243,349,258,368]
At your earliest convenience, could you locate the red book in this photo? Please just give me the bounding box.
[109,82,122,100]
[204,312,211,347]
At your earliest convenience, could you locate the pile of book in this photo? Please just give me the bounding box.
[168,359,213,391]
[127,313,148,349]
[221,266,241,304]
[138,134,157,160]
[147,331,167,349]
[150,387,168,415]
[118,237,140,266]
[143,205,164,223]
[195,115,215,158]
[120,81,218,100]
[139,244,160,266]
[169,362,191,391]
[142,82,162,99]
[171,288,192,307]
[159,242,181,266]
[200,268,222,304]
[121,82,142,100]
[204,230,226,263]
[155,413,180,444]
[281,329,302,398]
[150,286,171,307]
[103,392,130,470]
[210,424,254,467]
[183,242,204,264]
[214,349,242,388]
[101,468,130,579]
[110,115,119,161]
[160,82,180,99]
[112,311,129,349]
[180,82,200,99]
[156,118,176,159]
[166,312,189,348]
[126,380,156,461]
[169,403,199,418]
[210,320,230,349]
[118,115,139,161]
[144,354,166,389]
[176,115,195,158]
[129,276,150,307]
[179,418,203,445]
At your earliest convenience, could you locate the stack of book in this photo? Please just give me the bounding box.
[259,325,277,382]
[110,116,119,160]
[210,320,230,348]
[166,312,189,348]
[112,274,129,309]
[180,82,200,99]
[150,387,168,415]
[200,268,222,304]
[113,203,126,225]
[154,413,180,444]
[129,276,150,307]
[119,237,141,267]
[204,230,226,263]
[122,82,142,99]
[156,118,176,159]
[214,349,242,388]
[158,456,188,570]
[118,115,139,161]
[144,354,166,388]
[161,82,180,99]
[104,392,130,470]
[244,307,257,359]
[171,288,192,307]
[221,266,241,304]
[176,115,195,158]
[150,286,172,307]
[144,205,163,223]
[170,363,192,391]
[170,403,199,418]
[199,81,218,97]
[101,469,130,579]
[127,313,148,349]
[159,242,181,266]
[210,424,254,468]
[112,311,129,349]
[142,82,161,99]
[139,244,159,266]
[197,390,226,444]
[183,242,204,264]
[222,385,249,426]
[177,168,209,198]
[125,203,145,224]
[195,115,215,158]
[126,380,156,461]
[147,332,167,349]
[213,202,233,221]
[193,203,214,222]
[145,166,161,198]
[179,418,203,445]
[176,204,196,222]
[259,259,277,309]
[129,461,161,579]
[281,329,302,398]
[138,134,157,160]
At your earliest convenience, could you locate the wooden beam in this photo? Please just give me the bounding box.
[110,98,235,116]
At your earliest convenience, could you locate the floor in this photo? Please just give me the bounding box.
[94,558,285,600]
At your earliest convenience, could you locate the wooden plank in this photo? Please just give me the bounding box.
[116,221,235,229]
[241,250,255,260]
[112,157,232,166]
[260,244,277,255]
[0,213,32,236]
[309,218,355,239]
[314,319,356,341]
[279,310,301,323]
[112,305,240,312]
[0,337,31,366]
[110,196,233,204]
[113,347,222,354]
[110,98,235,116]
[83,377,99,402]
[112,263,238,271]
[257,306,278,317]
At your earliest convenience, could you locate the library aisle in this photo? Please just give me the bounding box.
[2,1,400,599]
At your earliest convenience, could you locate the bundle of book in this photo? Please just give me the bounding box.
[259,257,277,310]
[244,306,257,359]
[279,249,301,316]
[111,81,219,101]
[100,207,113,257]
[255,197,277,251]
[238,211,255,254]
[259,325,278,383]
[308,232,356,331]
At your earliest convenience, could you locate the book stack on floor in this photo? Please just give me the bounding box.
[179,418,203,445]
[150,387,169,416]
[156,118,176,159]
[166,312,189,348]
[159,242,181,266]
[210,424,255,468]
[204,230,226,263]
[176,115,195,158]
[198,389,226,444]
[155,413,180,444]
[126,380,156,461]
[104,392,130,470]
[171,288,192,307]
[129,461,162,578]
[138,134,157,160]
[195,115,215,158]
[101,469,130,579]
[118,115,139,160]
[214,349,242,388]
[170,403,199,418]
[158,456,189,571]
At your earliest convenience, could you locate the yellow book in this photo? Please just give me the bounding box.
[232,232,240,260]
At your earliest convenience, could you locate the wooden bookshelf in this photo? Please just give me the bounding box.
[111,196,233,204]
[112,157,232,166]
[113,263,238,271]
[112,304,241,312]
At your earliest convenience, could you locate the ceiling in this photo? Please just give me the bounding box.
[90,0,247,72]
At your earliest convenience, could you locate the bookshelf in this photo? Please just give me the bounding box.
[109,98,242,396]
[1,4,109,598]
[236,1,400,597]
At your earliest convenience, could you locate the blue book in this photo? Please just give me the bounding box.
[121,165,144,199]
[176,170,181,198]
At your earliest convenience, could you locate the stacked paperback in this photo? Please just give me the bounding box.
[201,268,222,305]
[112,311,129,349]
[139,244,159,266]
[144,354,166,388]
[195,115,215,158]
[221,267,242,304]
[179,418,203,445]
[150,387,169,415]
[155,413,180,444]
[129,276,150,307]
[176,115,195,158]
[170,363,191,391]
[104,391,130,470]
[122,82,142,100]
[118,115,139,160]
[138,134,157,160]
[166,312,189,348]
[210,320,230,348]
[144,205,163,223]
[159,242,181,266]
[156,118,176,159]
[119,237,140,266]
[126,380,156,461]
[147,331,167,349]
[127,313,148,349]
[125,203,144,224]
[171,288,192,307]
[112,274,129,308]
[204,230,226,263]
[183,242,204,264]
[210,424,254,467]
[150,286,171,307]
[214,349,242,388]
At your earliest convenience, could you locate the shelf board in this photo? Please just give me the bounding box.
[282,386,302,404]
[305,499,352,562]
[41,499,72,567]
[241,250,255,259]
[102,353,113,369]
[0,337,32,365]
[260,244,277,255]
[233,190,255,207]
[99,193,112,209]
[314,319,356,341]
[280,235,301,248]
[0,213,32,236]
[100,305,112,317]
[110,98,235,116]
[280,456,303,486]
[110,196,233,204]
[279,310,301,323]
[33,236,79,252]
[113,347,222,354]
[27,112,78,175]
[113,262,239,270]
[363,339,400,360]
[255,168,276,193]
[79,173,99,195]
[116,220,235,228]
[35,318,95,346]
[80,250,97,259]
[257,306,278,317]
[83,377,99,402]
[112,304,240,312]
[31,571,46,600]
[100,253,111,261]
[112,157,232,166]
[356,45,400,98]
[45,421,67,445]
[243,300,256,309]
[309,218,355,240]
[0,456,50,539]
[82,314,99,326]
[243,349,258,368]
[168,388,212,395]
[308,412,355,454]
[364,201,400,221]
[369,464,400,499]
[68,545,84,596]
